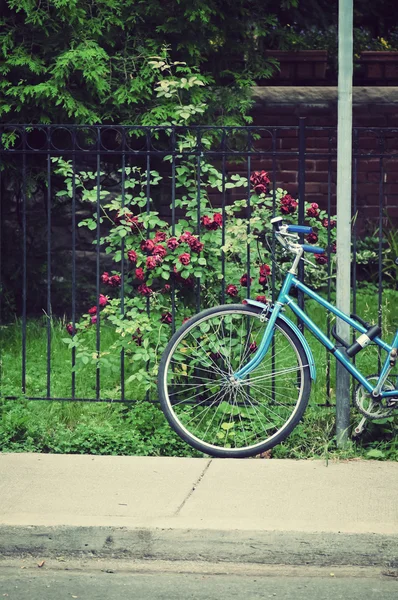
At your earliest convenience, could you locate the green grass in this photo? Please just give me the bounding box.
[0,285,397,459]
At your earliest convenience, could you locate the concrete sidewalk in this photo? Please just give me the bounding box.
[0,453,397,567]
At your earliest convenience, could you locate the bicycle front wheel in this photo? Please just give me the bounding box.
[158,304,311,458]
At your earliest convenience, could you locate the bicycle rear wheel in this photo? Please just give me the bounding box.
[158,304,311,458]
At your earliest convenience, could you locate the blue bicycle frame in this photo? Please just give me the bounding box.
[235,272,398,399]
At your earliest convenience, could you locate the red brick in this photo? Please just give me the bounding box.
[277,159,299,171]
[353,171,368,183]
[277,129,300,138]
[315,159,336,171]
[305,137,331,150]
[384,184,398,195]
[356,159,381,172]
[354,115,388,127]
[385,172,398,183]
[367,171,383,183]
[276,171,298,184]
[279,137,300,150]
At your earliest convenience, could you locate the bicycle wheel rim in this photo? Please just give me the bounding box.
[159,306,309,456]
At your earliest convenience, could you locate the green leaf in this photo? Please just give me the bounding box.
[221,422,235,431]
[366,449,385,459]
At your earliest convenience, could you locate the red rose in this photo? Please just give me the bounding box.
[138,284,153,297]
[306,203,320,218]
[109,275,121,287]
[331,243,337,254]
[161,284,171,294]
[127,250,137,263]
[101,272,110,284]
[240,273,252,287]
[249,341,258,353]
[306,233,318,244]
[201,216,212,229]
[146,255,161,270]
[280,194,298,215]
[154,231,167,242]
[88,306,97,315]
[226,284,239,297]
[250,170,270,190]
[161,312,172,324]
[179,231,193,243]
[179,253,191,266]
[99,294,108,307]
[254,184,267,195]
[66,323,75,336]
[135,267,145,281]
[153,244,167,259]
[259,264,271,277]
[91,315,97,324]
[315,254,328,265]
[255,295,267,303]
[140,239,155,254]
[167,237,180,250]
[213,213,222,226]
[322,218,336,229]
[188,236,204,253]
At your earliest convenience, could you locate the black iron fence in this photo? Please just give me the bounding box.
[0,123,397,404]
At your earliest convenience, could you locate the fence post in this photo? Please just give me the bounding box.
[336,0,353,447]
[297,118,306,332]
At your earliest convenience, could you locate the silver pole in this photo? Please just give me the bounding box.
[336,0,353,447]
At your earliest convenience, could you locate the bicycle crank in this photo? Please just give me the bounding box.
[354,376,397,420]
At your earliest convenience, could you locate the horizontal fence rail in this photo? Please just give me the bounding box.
[0,123,397,405]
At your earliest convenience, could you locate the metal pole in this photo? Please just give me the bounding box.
[336,0,353,447]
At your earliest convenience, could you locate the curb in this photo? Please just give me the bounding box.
[1,526,397,568]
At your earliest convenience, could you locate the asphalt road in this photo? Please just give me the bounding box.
[0,560,396,600]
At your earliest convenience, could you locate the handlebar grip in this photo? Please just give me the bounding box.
[301,244,326,254]
[287,225,313,234]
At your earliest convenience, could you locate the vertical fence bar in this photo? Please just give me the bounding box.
[246,131,252,298]
[146,130,151,401]
[351,129,358,403]
[71,147,77,399]
[326,132,333,405]
[46,139,52,397]
[120,142,126,402]
[196,129,201,313]
[21,143,27,393]
[271,129,277,302]
[221,132,226,304]
[95,131,101,400]
[378,134,385,372]
[171,128,176,334]
[297,118,306,331]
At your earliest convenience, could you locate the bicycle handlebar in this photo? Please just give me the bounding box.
[270,217,325,255]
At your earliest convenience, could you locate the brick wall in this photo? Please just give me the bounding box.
[245,87,398,230]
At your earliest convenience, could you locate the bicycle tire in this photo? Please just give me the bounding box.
[158,304,311,458]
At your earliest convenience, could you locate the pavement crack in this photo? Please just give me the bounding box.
[174,459,212,516]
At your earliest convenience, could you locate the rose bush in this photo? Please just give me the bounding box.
[55,153,337,400]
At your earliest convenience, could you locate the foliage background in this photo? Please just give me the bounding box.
[2,0,398,125]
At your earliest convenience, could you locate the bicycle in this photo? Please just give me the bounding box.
[158,217,398,458]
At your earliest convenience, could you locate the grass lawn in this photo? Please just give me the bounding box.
[0,285,397,459]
